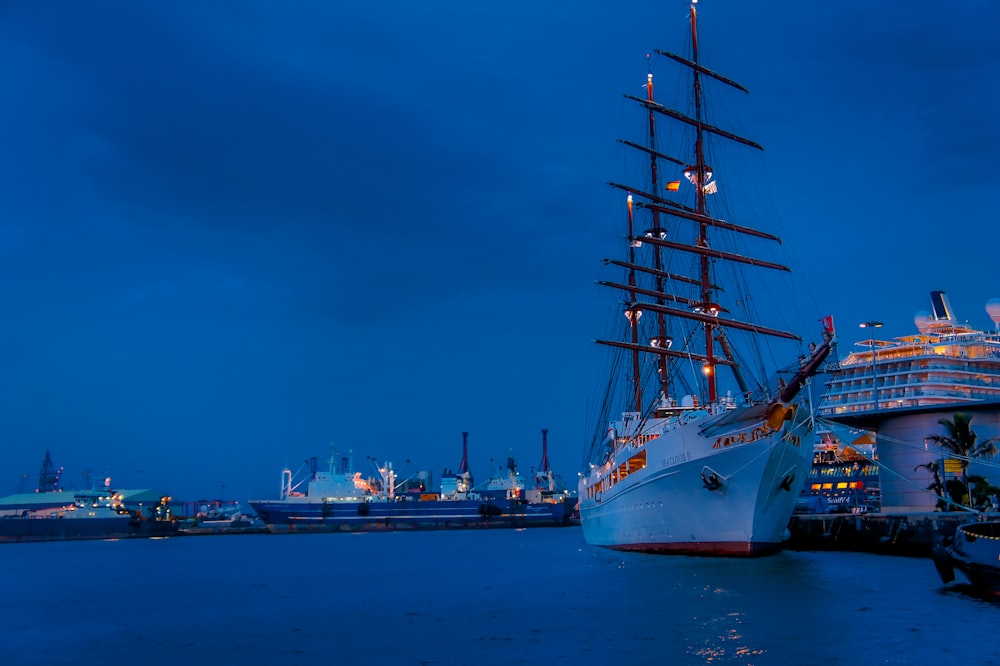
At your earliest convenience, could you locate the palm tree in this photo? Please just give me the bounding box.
[967,474,1000,510]
[926,413,998,510]
[914,460,947,511]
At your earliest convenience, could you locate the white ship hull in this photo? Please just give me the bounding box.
[579,405,812,556]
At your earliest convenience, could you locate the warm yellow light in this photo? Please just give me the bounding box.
[702,364,713,376]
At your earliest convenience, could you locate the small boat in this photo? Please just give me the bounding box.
[933,521,1000,595]
[249,435,577,534]
[177,501,264,534]
[577,2,832,556]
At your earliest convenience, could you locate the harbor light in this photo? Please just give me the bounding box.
[859,320,883,409]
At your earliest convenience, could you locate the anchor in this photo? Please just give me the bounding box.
[778,465,799,492]
[701,466,728,492]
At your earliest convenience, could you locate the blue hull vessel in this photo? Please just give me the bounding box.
[251,496,575,533]
[250,435,578,534]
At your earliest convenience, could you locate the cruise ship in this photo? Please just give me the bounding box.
[819,291,1000,512]
[820,291,1000,415]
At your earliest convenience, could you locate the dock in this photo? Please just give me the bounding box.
[786,512,971,557]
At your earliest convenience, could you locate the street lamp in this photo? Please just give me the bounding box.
[859,321,883,409]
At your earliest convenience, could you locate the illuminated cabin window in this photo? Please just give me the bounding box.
[822,483,832,490]
[836,482,848,489]
[587,450,648,498]
[627,450,647,473]
[632,433,659,447]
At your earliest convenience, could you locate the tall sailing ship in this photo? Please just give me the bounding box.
[578,2,834,556]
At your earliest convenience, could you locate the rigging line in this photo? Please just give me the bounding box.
[594,353,626,446]
[817,417,1000,473]
[726,433,788,480]
[698,140,810,347]
[913,446,1000,473]
[729,113,823,327]
[670,326,702,397]
[893,439,1000,470]
[942,454,1000,471]
[725,260,793,382]
[785,413,816,442]
[622,367,684,450]
[814,433,980,514]
[586,331,624,464]
[685,348,701,399]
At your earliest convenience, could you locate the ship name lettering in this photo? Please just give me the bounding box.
[661,451,692,467]
[712,423,778,450]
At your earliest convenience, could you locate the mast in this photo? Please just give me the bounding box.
[689,2,717,404]
[715,329,750,396]
[626,194,642,412]
[645,63,671,403]
[538,429,550,473]
[458,431,473,486]
[37,450,62,493]
[595,0,787,421]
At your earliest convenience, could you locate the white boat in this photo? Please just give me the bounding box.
[933,520,1000,596]
[577,2,833,557]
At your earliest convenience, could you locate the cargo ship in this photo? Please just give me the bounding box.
[249,432,578,533]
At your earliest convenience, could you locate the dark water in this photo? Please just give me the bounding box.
[1,528,995,665]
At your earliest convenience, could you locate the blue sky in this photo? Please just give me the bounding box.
[1,1,997,501]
